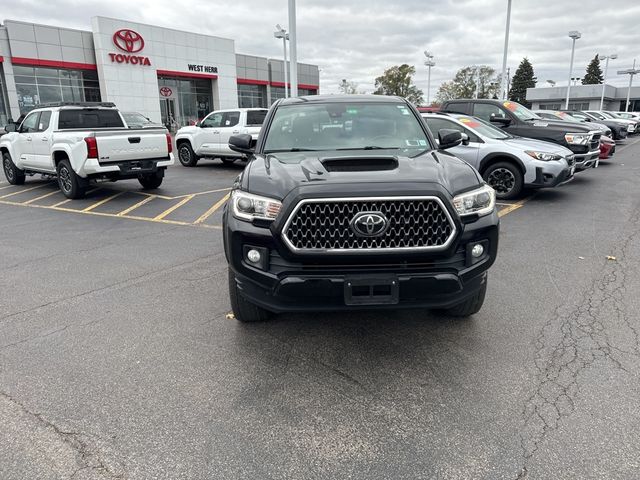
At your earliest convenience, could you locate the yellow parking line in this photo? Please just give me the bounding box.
[82,191,125,212]
[117,195,156,216]
[0,184,49,199]
[153,194,194,220]
[22,190,61,205]
[194,193,230,225]
[175,187,232,198]
[0,184,17,191]
[498,194,536,218]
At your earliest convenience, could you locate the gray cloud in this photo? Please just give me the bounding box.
[2,0,638,97]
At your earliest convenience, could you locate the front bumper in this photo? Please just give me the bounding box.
[524,158,574,189]
[573,148,600,170]
[224,207,499,313]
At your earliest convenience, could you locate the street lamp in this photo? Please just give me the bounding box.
[500,0,512,100]
[288,0,298,97]
[274,24,289,98]
[618,60,639,112]
[599,54,617,110]
[423,51,435,105]
[565,30,581,110]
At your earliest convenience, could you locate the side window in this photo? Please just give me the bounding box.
[201,113,223,128]
[38,111,52,132]
[426,117,481,144]
[222,111,240,127]
[473,104,507,122]
[19,112,40,133]
[444,102,470,114]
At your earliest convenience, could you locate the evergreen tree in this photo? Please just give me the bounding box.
[582,55,604,84]
[508,57,537,107]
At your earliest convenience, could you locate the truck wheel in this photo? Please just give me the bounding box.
[177,142,198,167]
[2,152,26,185]
[444,281,487,317]
[138,171,164,189]
[483,162,523,200]
[228,268,271,322]
[56,159,86,199]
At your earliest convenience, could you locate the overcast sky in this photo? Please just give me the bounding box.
[3,0,639,97]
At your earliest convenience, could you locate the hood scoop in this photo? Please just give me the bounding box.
[321,156,399,172]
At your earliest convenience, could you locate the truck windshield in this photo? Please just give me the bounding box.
[263,102,432,155]
[502,101,540,121]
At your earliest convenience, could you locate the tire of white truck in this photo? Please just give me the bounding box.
[177,142,198,167]
[2,151,26,185]
[138,170,164,189]
[56,159,87,199]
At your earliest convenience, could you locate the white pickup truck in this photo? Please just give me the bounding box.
[175,108,267,167]
[0,102,174,199]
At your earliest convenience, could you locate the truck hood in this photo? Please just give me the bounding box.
[526,118,593,133]
[176,125,198,135]
[503,136,574,156]
[245,149,483,200]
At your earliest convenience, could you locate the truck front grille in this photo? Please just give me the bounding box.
[282,197,456,253]
[590,132,601,151]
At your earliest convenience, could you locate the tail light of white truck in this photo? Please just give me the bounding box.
[166,133,173,154]
[84,137,98,159]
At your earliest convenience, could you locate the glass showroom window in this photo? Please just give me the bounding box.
[0,65,11,125]
[13,66,101,113]
[158,76,213,126]
[539,103,562,110]
[238,84,267,108]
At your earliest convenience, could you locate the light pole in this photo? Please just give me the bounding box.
[500,0,512,100]
[565,30,581,110]
[273,24,289,98]
[288,0,298,97]
[423,51,435,105]
[598,54,617,110]
[618,60,639,112]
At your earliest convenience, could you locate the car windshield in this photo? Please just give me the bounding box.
[553,111,582,123]
[263,102,432,155]
[599,111,616,119]
[455,116,512,139]
[502,101,540,121]
[123,113,149,124]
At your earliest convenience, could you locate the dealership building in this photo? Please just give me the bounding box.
[0,17,320,128]
[526,84,640,111]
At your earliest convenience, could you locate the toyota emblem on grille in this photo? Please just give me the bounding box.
[350,212,389,237]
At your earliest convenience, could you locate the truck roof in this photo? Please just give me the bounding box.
[278,94,406,105]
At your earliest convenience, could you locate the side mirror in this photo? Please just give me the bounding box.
[195,120,201,127]
[4,124,16,133]
[229,134,254,155]
[438,129,463,149]
[490,116,511,126]
[461,132,470,146]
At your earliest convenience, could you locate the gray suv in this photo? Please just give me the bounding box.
[422,112,575,199]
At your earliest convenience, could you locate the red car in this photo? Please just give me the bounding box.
[599,135,615,159]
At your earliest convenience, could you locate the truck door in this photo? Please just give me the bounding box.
[29,110,54,172]
[196,112,223,156]
[219,111,241,156]
[14,111,40,168]
[472,103,517,135]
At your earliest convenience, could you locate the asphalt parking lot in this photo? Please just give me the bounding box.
[1,138,640,479]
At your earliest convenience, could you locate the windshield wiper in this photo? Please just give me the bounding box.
[336,146,399,151]
[264,148,319,153]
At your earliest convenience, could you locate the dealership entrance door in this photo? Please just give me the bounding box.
[157,75,213,128]
[160,97,178,132]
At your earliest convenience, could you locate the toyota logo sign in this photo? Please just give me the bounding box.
[350,212,389,237]
[159,87,173,97]
[113,29,145,53]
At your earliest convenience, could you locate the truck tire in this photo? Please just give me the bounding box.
[177,142,198,167]
[443,281,487,317]
[138,170,164,189]
[483,162,523,200]
[228,268,271,322]
[56,159,86,199]
[2,151,26,185]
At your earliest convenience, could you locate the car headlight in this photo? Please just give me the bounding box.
[452,184,496,217]
[231,190,282,221]
[564,133,590,145]
[525,151,563,161]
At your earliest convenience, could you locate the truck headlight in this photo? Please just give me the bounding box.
[231,190,282,221]
[452,184,496,217]
[564,133,589,145]
[525,151,563,161]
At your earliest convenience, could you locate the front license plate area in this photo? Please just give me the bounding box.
[344,276,399,305]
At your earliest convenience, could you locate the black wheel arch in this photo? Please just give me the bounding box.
[479,153,526,177]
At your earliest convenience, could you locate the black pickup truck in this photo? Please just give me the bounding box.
[223,95,499,322]
[441,99,601,170]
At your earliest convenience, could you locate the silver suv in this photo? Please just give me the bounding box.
[422,113,575,199]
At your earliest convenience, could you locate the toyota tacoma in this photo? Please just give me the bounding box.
[223,95,499,322]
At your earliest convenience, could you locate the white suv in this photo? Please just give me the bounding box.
[175,108,267,167]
